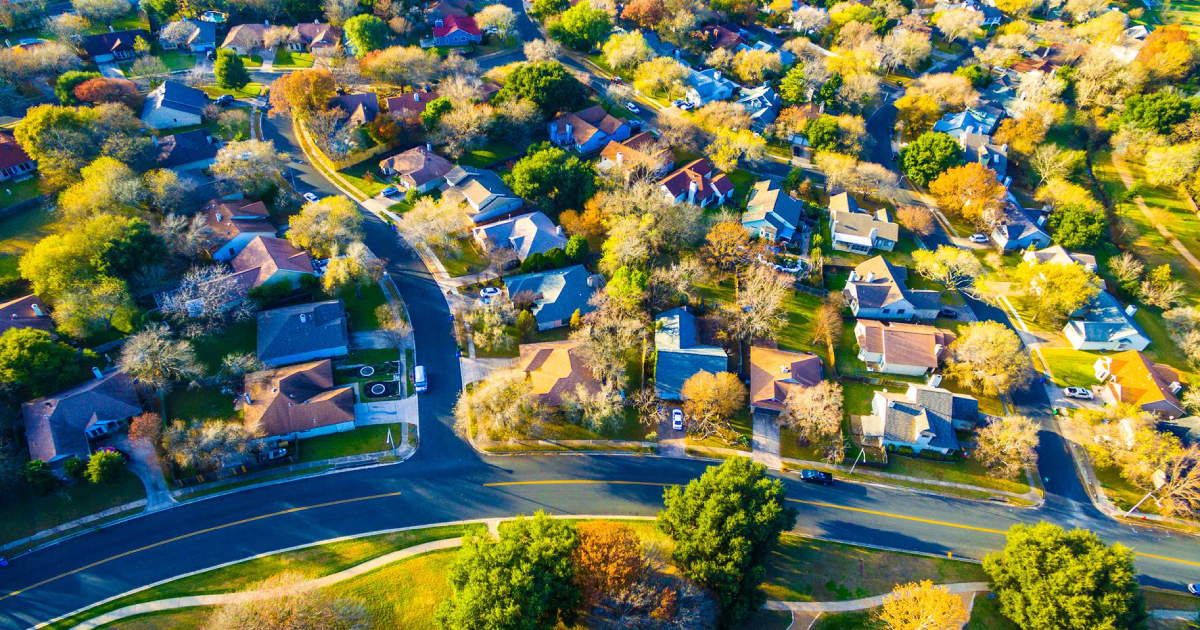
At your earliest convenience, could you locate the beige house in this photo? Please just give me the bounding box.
[854,320,954,377]
[748,346,823,415]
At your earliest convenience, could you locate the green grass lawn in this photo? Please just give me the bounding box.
[813,601,1020,630]
[240,54,263,68]
[86,10,148,33]
[436,239,490,277]
[454,140,520,168]
[726,168,757,209]
[192,319,257,375]
[338,160,390,198]
[1039,347,1102,388]
[327,282,388,330]
[0,470,145,546]
[165,386,238,422]
[157,50,196,71]
[1093,459,1158,514]
[272,48,313,68]
[0,202,53,279]
[0,176,43,209]
[298,423,405,462]
[541,407,652,442]
[202,83,265,99]
[884,450,1032,495]
[687,408,752,451]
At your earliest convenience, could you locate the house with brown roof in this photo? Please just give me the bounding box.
[201,199,276,261]
[1095,351,1185,420]
[597,132,674,179]
[748,346,823,414]
[854,320,954,377]
[225,236,316,301]
[0,130,36,182]
[23,369,142,468]
[0,294,54,337]
[659,159,733,208]
[379,145,455,192]
[704,24,745,50]
[516,340,602,407]
[240,360,355,439]
[548,106,632,154]
[328,92,380,129]
[441,165,524,224]
[220,23,269,55]
[386,91,440,126]
[288,21,341,51]
[843,256,942,321]
[829,193,899,254]
[427,0,472,23]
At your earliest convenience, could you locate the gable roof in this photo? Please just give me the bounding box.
[660,158,733,200]
[202,199,275,245]
[164,19,217,47]
[473,211,567,260]
[749,346,823,413]
[961,132,1008,180]
[599,132,672,172]
[143,80,210,120]
[0,130,33,172]
[441,165,522,223]
[380,145,453,188]
[864,385,976,452]
[289,21,341,47]
[0,294,54,337]
[737,84,781,119]
[704,24,744,49]
[1022,244,1096,269]
[504,265,598,327]
[855,320,954,370]
[221,23,268,49]
[385,91,440,120]
[992,205,1048,245]
[433,14,481,37]
[228,236,314,295]
[654,306,728,400]
[1099,350,1184,415]
[845,256,941,312]
[688,68,736,98]
[516,340,601,407]
[23,370,142,463]
[257,300,349,364]
[831,206,900,244]
[241,360,354,437]
[80,29,149,57]
[550,105,627,147]
[932,107,1000,137]
[328,92,380,127]
[156,129,218,168]
[1064,291,1147,346]
[743,179,804,240]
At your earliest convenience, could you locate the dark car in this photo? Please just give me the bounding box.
[216,94,234,106]
[800,469,833,485]
[938,309,959,319]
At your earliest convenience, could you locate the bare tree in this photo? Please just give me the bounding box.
[912,246,984,295]
[452,369,544,439]
[1029,143,1084,186]
[523,39,563,63]
[162,265,250,336]
[725,264,790,362]
[811,294,843,374]
[118,324,204,394]
[782,380,844,463]
[681,371,747,443]
[972,415,1039,479]
[1157,447,1200,520]
[561,383,624,434]
[154,213,213,258]
[895,205,936,236]
[323,0,357,24]
[936,8,984,44]
[161,419,260,473]
[375,303,413,349]
[207,572,369,630]
[572,301,646,386]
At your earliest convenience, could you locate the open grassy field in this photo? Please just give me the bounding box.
[0,176,43,209]
[298,423,405,462]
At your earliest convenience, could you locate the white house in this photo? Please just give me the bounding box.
[1063,291,1151,352]
[829,193,898,254]
[686,68,737,107]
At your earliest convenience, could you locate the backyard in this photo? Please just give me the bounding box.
[0,176,43,210]
[0,204,54,280]
[451,140,520,168]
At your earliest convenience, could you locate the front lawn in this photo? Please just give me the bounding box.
[0,470,145,546]
[1039,347,1102,388]
[202,83,265,99]
[240,54,263,68]
[165,386,238,422]
[540,407,652,442]
[436,239,490,277]
[883,450,1032,495]
[687,408,752,451]
[338,160,390,198]
[327,282,388,330]
[272,48,313,68]
[298,423,405,462]
[0,202,53,279]
[157,50,196,71]
[454,140,520,168]
[86,10,148,33]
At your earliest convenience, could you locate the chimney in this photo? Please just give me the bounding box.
[865,271,875,282]
[92,366,104,380]
[934,343,943,357]
[565,122,572,139]
[1171,381,1183,394]
[780,365,791,374]
[556,225,563,236]
[587,275,595,287]
[713,70,721,81]
[215,212,222,222]
[1125,304,1138,317]
[414,92,419,101]
[109,25,114,32]
[31,303,43,317]
[300,313,308,323]
[848,270,858,282]
[426,142,432,151]
[868,227,878,244]
[243,392,253,404]
[687,180,697,204]
[616,151,623,165]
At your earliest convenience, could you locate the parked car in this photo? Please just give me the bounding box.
[259,448,288,462]
[1188,583,1199,595]
[380,186,399,197]
[800,469,833,485]
[625,101,640,114]
[968,233,989,243]
[678,101,694,111]
[938,309,959,319]
[215,94,234,106]
[95,446,128,460]
[1064,387,1094,400]
[610,76,622,84]
[480,287,501,298]
[414,365,428,393]
[206,50,216,60]
[303,192,321,203]
[671,408,684,431]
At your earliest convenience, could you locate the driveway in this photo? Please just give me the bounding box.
[657,404,686,457]
[97,62,125,78]
[353,397,417,426]
[100,433,174,513]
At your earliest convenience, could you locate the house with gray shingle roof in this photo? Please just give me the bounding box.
[843,256,942,321]
[142,81,210,130]
[742,179,804,242]
[257,300,350,367]
[736,83,781,132]
[380,145,454,193]
[504,265,599,330]
[829,193,898,254]
[961,132,1008,184]
[861,384,978,455]
[441,165,524,224]
[1063,290,1151,352]
[23,369,142,468]
[990,205,1050,252]
[472,211,567,262]
[160,19,217,52]
[654,306,728,401]
[686,68,737,107]
[932,106,1001,140]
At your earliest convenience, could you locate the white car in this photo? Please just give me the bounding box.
[1064,387,1094,400]
[1188,583,1199,595]
[480,287,501,298]
[671,408,684,431]
[302,192,321,203]
[625,101,640,114]
[968,233,989,243]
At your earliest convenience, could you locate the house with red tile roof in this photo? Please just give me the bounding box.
[548,106,632,154]
[240,359,355,438]
[703,24,745,50]
[200,199,277,261]
[0,130,36,182]
[1095,351,1186,420]
[658,159,733,208]
[379,145,455,192]
[748,346,823,414]
[432,14,482,46]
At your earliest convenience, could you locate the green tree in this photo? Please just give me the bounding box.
[437,512,581,630]
[23,460,57,494]
[214,49,250,91]
[548,0,612,51]
[1122,91,1191,134]
[344,14,389,57]
[0,328,88,397]
[55,71,101,105]
[496,61,587,117]
[804,115,840,152]
[984,523,1145,630]
[508,145,596,212]
[516,309,537,341]
[86,450,126,484]
[96,217,169,279]
[565,235,589,263]
[606,266,647,311]
[657,457,797,627]
[545,247,567,268]
[521,251,546,273]
[63,456,88,480]
[1045,203,1107,250]
[421,96,453,131]
[815,73,842,108]
[142,0,177,20]
[900,131,964,187]
[779,63,809,104]
[530,0,570,18]
[953,64,991,88]
[285,0,322,20]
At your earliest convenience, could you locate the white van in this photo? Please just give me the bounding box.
[414,365,428,393]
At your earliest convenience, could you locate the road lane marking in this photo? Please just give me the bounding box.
[483,480,672,488]
[2,491,403,602]
[785,499,1007,535]
[1135,552,1200,567]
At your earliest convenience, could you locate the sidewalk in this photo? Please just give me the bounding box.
[765,582,989,613]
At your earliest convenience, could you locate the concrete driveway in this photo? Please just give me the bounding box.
[657,404,686,457]
[97,62,124,78]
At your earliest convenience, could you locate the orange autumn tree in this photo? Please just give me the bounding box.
[1137,24,1198,82]
[268,69,336,119]
[929,162,1007,230]
[572,521,647,604]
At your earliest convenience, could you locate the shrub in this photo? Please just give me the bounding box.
[521,251,546,273]
[24,460,57,493]
[898,445,915,455]
[248,281,293,307]
[86,450,126,484]
[63,456,88,480]
[545,247,567,269]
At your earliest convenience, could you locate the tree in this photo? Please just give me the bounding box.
[323,0,357,24]
[811,293,843,373]
[1012,259,1099,326]
[929,163,1007,229]
[24,460,57,494]
[984,523,1145,630]
[214,49,250,91]
[804,115,841,153]
[1136,24,1196,82]
[895,205,935,236]
[161,419,259,473]
[1156,446,1200,520]
[946,321,1035,396]
[522,38,564,63]
[548,0,612,51]
[726,264,790,354]
[85,449,126,484]
[1122,91,1191,135]
[268,69,336,118]
[476,4,517,41]
[681,371,746,443]
[953,64,990,88]
[52,277,138,340]
[935,8,983,44]
[899,132,962,187]
[1045,203,1106,250]
[48,13,89,43]
[602,31,653,71]
[210,140,286,195]
[1141,264,1186,309]
[72,0,130,22]
[118,324,203,396]
[912,246,984,294]
[530,0,570,18]
[15,103,151,189]
[973,415,1039,480]
[572,521,646,606]
[571,302,644,385]
[1145,143,1200,188]
[565,235,589,263]
[160,20,197,49]
[56,70,101,105]
[434,102,494,159]
[162,266,248,336]
[730,49,782,84]
[400,195,471,255]
[621,0,666,28]
[657,457,797,627]
[1029,143,1084,186]
[877,581,970,630]
[376,304,412,348]
[344,14,388,57]
[815,152,900,203]
[1111,252,1145,290]
[894,93,942,136]
[782,380,844,463]
[508,145,596,212]
[496,61,587,116]
[128,412,163,444]
[0,328,87,397]
[791,5,830,32]
[287,196,365,259]
[453,370,543,439]
[779,64,809,104]
[143,168,196,214]
[323,241,383,297]
[633,57,690,98]
[207,573,369,630]
[73,77,139,108]
[702,220,754,274]
[20,213,160,301]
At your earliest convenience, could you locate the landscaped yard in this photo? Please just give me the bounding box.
[165,386,238,423]
[338,160,390,198]
[1038,347,1102,388]
[239,54,263,68]
[273,48,313,68]
[0,203,53,279]
[687,408,753,452]
[0,470,145,546]
[454,140,520,168]
[156,50,196,71]
[202,83,266,99]
[436,239,489,277]
[86,10,148,33]
[192,319,257,374]
[0,176,43,209]
[327,282,388,330]
[298,423,405,462]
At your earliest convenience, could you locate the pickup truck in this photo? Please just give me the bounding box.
[800,469,833,485]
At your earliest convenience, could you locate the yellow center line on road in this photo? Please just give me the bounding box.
[2,491,404,602]
[482,479,1200,568]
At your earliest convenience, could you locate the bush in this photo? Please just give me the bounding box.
[63,456,88,480]
[248,281,294,308]
[919,450,945,461]
[86,450,126,484]
[516,309,537,342]
[521,251,546,273]
[897,445,915,455]
[23,460,57,493]
[299,274,322,293]
[565,235,588,263]
[545,247,567,268]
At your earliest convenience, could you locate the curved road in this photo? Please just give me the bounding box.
[3,87,1200,630]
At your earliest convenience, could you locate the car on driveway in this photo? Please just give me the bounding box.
[800,469,833,485]
[480,287,501,298]
[1189,583,1199,595]
[625,101,640,114]
[207,50,216,60]
[968,233,989,243]
[1064,387,1094,400]
[216,94,234,106]
[380,186,399,197]
[259,448,288,462]
[303,192,321,203]
[938,309,958,319]
[671,408,684,431]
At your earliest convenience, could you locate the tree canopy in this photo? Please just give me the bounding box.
[1045,203,1108,250]
[344,14,389,57]
[214,48,250,90]
[549,0,612,51]
[495,61,587,117]
[1121,91,1191,135]
[0,328,92,397]
[900,132,963,186]
[507,144,597,212]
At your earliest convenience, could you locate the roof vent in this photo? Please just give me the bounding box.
[300,313,308,323]
[1125,304,1137,317]
[1170,381,1183,394]
[865,271,875,283]
[781,365,790,374]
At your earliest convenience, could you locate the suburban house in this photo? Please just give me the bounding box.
[659,159,733,208]
[1022,244,1097,271]
[516,340,602,407]
[472,211,567,262]
[686,68,737,107]
[991,205,1051,252]
[829,193,899,254]
[503,265,599,330]
[328,92,380,129]
[854,320,955,376]
[1095,351,1185,420]
[548,106,631,154]
[155,129,218,171]
[597,132,674,179]
[1064,290,1150,352]
[159,19,217,52]
[141,81,209,130]
[257,300,350,367]
[386,91,440,126]
[742,179,804,242]
[704,24,744,50]
[1110,25,1149,62]
[861,384,979,455]
[220,23,269,54]
[22,369,142,468]
[201,199,276,261]
[288,21,341,51]
[226,236,317,300]
[1158,416,1200,448]
[642,31,679,59]
[748,346,823,414]
[735,39,796,65]
[431,14,482,46]
[736,84,782,132]
[428,0,472,21]
[440,165,524,224]
[0,130,36,182]
[654,306,728,401]
[379,145,454,192]
[0,294,54,337]
[80,29,149,62]
[961,132,1008,184]
[240,360,355,439]
[983,72,1021,114]
[931,107,1001,139]
[843,256,943,321]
